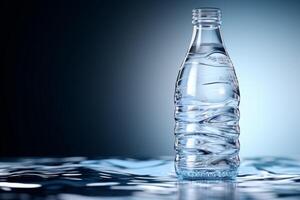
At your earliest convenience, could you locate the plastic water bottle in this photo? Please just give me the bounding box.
[174,8,240,179]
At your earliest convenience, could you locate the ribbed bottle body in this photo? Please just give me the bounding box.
[174,36,240,179]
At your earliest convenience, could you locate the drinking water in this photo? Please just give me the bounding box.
[174,8,240,179]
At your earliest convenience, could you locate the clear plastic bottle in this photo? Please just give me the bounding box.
[174,8,240,179]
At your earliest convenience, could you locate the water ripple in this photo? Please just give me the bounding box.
[0,157,299,199]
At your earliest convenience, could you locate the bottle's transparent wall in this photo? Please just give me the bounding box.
[174,8,240,179]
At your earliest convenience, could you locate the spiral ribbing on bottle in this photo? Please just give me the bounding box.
[174,49,240,179]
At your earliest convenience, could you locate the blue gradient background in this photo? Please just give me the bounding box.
[118,0,300,157]
[2,0,300,157]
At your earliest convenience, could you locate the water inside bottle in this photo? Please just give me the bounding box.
[175,42,240,179]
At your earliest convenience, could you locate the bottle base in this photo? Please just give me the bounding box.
[176,168,238,180]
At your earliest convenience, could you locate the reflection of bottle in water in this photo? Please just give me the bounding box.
[174,8,240,179]
[177,181,238,200]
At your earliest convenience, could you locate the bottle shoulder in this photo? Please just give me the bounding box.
[175,44,239,105]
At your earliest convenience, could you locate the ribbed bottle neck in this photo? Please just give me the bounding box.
[189,8,224,53]
[192,8,221,27]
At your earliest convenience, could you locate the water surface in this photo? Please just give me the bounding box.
[0,157,299,199]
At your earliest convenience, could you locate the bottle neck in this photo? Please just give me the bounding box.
[189,25,224,53]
